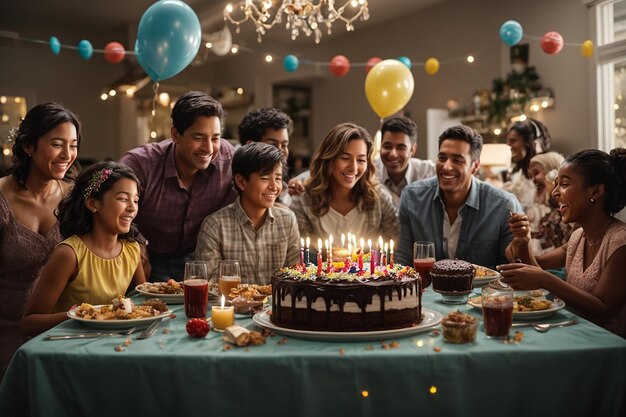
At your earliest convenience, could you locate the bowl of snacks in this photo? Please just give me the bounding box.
[441,310,479,344]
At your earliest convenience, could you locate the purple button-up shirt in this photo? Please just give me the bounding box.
[119,139,237,256]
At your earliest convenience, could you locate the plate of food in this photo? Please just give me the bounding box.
[227,284,272,317]
[67,297,172,329]
[136,279,184,304]
[252,308,442,342]
[472,265,500,287]
[467,291,565,320]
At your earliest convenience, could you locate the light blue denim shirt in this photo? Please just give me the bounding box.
[396,176,522,268]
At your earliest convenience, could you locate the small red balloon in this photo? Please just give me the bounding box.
[540,32,564,55]
[104,41,126,64]
[365,57,382,73]
[329,55,350,77]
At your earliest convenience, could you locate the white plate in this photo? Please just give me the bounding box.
[67,306,172,329]
[252,308,442,342]
[135,283,184,304]
[472,264,501,287]
[467,295,566,320]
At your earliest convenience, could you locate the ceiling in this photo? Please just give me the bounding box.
[0,0,446,46]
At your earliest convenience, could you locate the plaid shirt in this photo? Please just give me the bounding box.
[194,198,300,285]
[374,157,436,207]
[119,139,237,256]
[290,186,399,245]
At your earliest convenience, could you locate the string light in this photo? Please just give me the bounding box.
[231,45,239,54]
[466,55,475,63]
[236,88,244,95]
[493,128,502,135]
[150,131,157,139]
[0,96,6,104]
[109,89,116,97]
[205,42,213,49]
[361,390,369,398]
[265,54,273,63]
[100,93,108,101]
[429,386,438,394]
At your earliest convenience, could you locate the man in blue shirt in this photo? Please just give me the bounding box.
[396,125,522,271]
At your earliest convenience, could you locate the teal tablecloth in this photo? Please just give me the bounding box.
[1,290,625,417]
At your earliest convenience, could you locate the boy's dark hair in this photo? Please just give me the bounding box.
[381,116,417,144]
[237,107,292,145]
[57,161,142,239]
[438,125,483,161]
[171,91,224,135]
[232,143,284,194]
[8,102,82,189]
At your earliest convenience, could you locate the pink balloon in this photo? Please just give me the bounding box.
[540,32,564,55]
[104,42,126,64]
[329,55,350,77]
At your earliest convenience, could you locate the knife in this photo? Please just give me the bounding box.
[137,318,163,339]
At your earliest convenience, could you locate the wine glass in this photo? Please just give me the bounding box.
[183,261,209,318]
[413,241,435,289]
[218,260,241,298]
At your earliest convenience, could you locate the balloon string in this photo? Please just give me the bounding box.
[151,82,160,120]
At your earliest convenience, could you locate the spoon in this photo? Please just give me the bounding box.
[532,320,577,333]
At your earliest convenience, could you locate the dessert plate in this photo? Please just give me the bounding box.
[252,308,442,342]
[472,264,500,287]
[135,283,184,304]
[467,295,566,320]
[67,306,172,329]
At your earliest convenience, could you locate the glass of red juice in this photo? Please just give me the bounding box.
[413,241,435,289]
[184,261,209,318]
[481,280,514,338]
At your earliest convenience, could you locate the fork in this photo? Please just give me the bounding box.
[46,327,136,340]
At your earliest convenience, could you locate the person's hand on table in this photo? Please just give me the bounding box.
[509,212,531,247]
[497,263,548,290]
[287,178,305,196]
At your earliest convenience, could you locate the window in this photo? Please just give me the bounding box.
[592,0,626,150]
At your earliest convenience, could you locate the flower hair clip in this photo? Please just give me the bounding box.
[84,168,112,198]
[7,127,19,144]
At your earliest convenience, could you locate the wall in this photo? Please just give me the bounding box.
[0,0,591,161]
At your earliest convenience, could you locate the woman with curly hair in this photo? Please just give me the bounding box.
[502,148,626,338]
[0,102,81,376]
[290,122,398,247]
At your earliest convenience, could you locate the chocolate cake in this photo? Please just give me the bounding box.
[430,259,475,293]
[271,264,422,332]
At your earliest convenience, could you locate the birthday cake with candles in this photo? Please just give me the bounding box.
[270,257,422,332]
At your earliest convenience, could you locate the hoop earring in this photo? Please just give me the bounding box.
[590,198,594,203]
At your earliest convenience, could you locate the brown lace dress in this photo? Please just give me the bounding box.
[0,190,62,376]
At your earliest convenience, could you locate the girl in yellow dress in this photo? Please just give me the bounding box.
[21,161,145,335]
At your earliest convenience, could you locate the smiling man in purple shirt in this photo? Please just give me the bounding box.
[119,91,237,281]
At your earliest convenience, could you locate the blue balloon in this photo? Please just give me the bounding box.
[77,40,93,60]
[500,20,523,46]
[283,55,299,72]
[397,56,412,69]
[49,36,61,55]
[135,0,202,81]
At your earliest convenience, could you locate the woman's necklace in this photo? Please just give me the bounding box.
[585,220,612,247]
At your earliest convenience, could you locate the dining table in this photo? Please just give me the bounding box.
[1,288,624,417]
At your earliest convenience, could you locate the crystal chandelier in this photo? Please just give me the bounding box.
[224,0,369,44]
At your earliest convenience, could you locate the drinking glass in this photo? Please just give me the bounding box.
[218,260,241,297]
[413,241,435,289]
[183,261,209,318]
[481,279,514,338]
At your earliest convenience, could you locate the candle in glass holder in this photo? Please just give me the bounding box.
[211,295,234,331]
[390,239,395,268]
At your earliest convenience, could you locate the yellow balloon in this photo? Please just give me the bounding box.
[581,40,594,58]
[424,57,440,75]
[365,59,415,119]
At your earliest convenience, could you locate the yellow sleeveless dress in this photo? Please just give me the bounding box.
[54,235,140,312]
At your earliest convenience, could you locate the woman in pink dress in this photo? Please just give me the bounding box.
[500,148,626,338]
[0,103,81,376]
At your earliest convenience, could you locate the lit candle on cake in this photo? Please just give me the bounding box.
[300,238,305,267]
[211,295,234,331]
[317,238,323,276]
[305,237,310,265]
[368,239,374,274]
[325,239,331,272]
[378,236,383,253]
[359,238,364,271]
[329,234,334,263]
[383,242,389,266]
[389,239,394,268]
